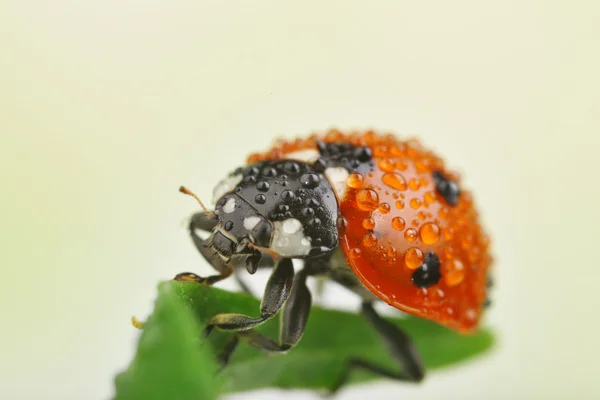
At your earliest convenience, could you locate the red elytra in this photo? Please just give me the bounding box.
[248,130,492,332]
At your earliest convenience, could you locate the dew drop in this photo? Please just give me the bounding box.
[438,207,449,220]
[262,167,277,177]
[395,200,405,210]
[356,189,379,211]
[404,228,418,242]
[378,159,396,172]
[254,194,266,204]
[392,217,405,231]
[395,160,408,171]
[347,173,364,189]
[382,172,407,191]
[443,246,455,260]
[424,191,436,205]
[362,218,376,230]
[445,258,465,287]
[378,203,391,214]
[282,190,295,201]
[408,178,420,191]
[300,173,321,188]
[443,227,455,240]
[465,308,478,321]
[468,247,481,263]
[302,207,315,217]
[420,223,441,245]
[257,181,270,192]
[362,233,378,248]
[404,247,424,269]
[410,198,421,209]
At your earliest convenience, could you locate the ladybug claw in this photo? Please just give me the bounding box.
[204,324,215,337]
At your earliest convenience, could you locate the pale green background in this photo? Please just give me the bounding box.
[1,1,598,399]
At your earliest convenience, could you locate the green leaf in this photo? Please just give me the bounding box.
[114,283,220,400]
[115,281,495,398]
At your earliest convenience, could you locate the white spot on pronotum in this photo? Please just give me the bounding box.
[270,219,311,257]
[212,174,242,203]
[243,216,261,230]
[282,218,301,234]
[223,198,236,213]
[284,149,320,163]
[325,167,349,199]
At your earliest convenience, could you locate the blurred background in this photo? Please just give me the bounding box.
[1,1,599,399]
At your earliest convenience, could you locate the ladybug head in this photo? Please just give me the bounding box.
[198,159,342,268]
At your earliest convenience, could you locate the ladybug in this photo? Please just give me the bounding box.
[175,129,493,392]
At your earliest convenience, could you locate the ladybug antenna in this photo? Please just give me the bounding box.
[247,242,281,261]
[179,186,214,217]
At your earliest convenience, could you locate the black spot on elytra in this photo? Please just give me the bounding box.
[313,141,373,174]
[354,146,372,162]
[484,298,492,308]
[412,252,442,288]
[432,170,461,206]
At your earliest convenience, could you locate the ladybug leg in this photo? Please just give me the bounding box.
[217,268,312,367]
[185,211,219,265]
[189,210,219,235]
[173,245,232,285]
[232,252,276,296]
[328,302,425,395]
[205,258,295,334]
[174,212,231,285]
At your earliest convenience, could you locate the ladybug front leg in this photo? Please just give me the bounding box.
[216,267,312,367]
[174,211,230,285]
[328,302,425,395]
[232,252,276,296]
[205,258,295,335]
